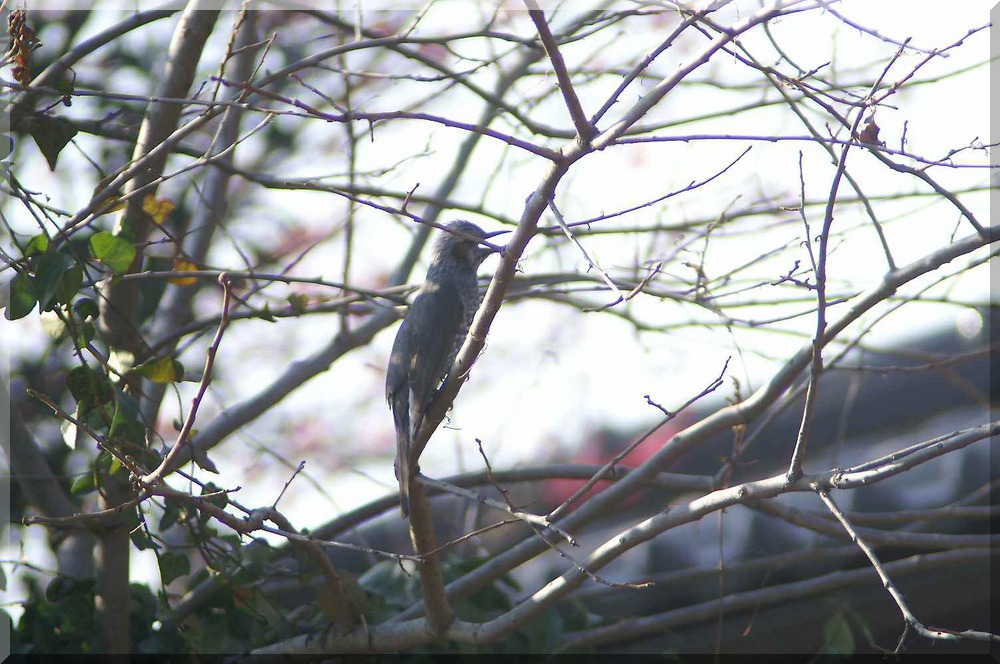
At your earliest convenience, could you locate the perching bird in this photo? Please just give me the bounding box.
[386,220,502,517]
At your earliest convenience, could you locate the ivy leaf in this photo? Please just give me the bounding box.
[819,612,855,656]
[4,272,36,320]
[0,134,12,162]
[34,250,74,310]
[45,575,92,602]
[89,231,136,274]
[132,356,184,383]
[55,263,83,306]
[73,297,99,321]
[168,257,199,285]
[110,390,145,446]
[74,321,96,346]
[66,364,114,409]
[157,551,190,586]
[200,483,229,511]
[91,173,125,217]
[59,406,80,446]
[142,195,175,225]
[358,559,421,612]
[70,472,97,495]
[159,500,181,531]
[29,114,78,170]
[109,348,135,375]
[130,530,158,551]
[24,233,49,257]
[40,310,68,340]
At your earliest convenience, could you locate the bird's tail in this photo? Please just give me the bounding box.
[391,390,412,518]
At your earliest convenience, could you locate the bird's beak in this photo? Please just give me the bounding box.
[480,229,510,256]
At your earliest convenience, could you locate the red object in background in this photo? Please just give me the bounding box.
[541,413,692,512]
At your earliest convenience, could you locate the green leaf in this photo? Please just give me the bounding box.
[110,390,145,446]
[109,348,135,375]
[61,409,81,449]
[69,472,97,495]
[201,483,229,510]
[65,365,93,403]
[89,231,136,274]
[51,75,75,101]
[24,234,49,257]
[132,356,184,383]
[0,134,12,162]
[29,114,78,171]
[40,311,68,340]
[157,551,190,586]
[73,297,99,321]
[66,364,113,408]
[513,600,562,652]
[55,263,83,306]
[358,559,422,613]
[4,272,36,320]
[74,321,96,346]
[819,612,855,656]
[159,501,180,531]
[34,251,75,310]
[238,540,276,571]
[45,575,84,602]
[844,607,876,652]
[130,529,158,551]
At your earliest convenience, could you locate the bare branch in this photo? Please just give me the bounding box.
[524,1,595,142]
[140,273,233,486]
[816,488,1000,650]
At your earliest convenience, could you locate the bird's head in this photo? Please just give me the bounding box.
[432,220,508,269]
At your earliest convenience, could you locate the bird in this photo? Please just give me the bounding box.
[386,220,502,518]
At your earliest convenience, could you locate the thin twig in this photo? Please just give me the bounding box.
[25,389,144,477]
[272,460,306,509]
[786,101,868,481]
[547,199,627,309]
[23,491,151,528]
[815,487,1000,651]
[139,273,233,486]
[262,507,364,631]
[419,473,577,546]
[548,357,730,521]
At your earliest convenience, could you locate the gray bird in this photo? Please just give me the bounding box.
[386,220,501,517]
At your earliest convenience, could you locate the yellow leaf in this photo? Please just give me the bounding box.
[142,195,175,225]
[92,175,125,216]
[170,258,199,285]
[132,356,185,383]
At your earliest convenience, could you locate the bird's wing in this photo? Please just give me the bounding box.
[385,279,464,519]
[407,279,465,410]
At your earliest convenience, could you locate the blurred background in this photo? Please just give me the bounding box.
[1,0,995,655]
